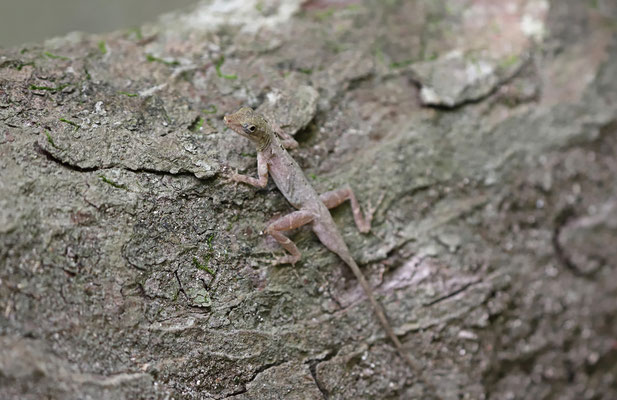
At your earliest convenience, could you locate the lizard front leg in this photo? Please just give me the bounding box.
[272,123,298,149]
[229,152,269,188]
[265,210,314,265]
[319,185,382,233]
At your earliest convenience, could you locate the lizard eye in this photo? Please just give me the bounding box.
[244,124,256,134]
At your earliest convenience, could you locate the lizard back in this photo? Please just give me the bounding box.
[267,140,323,211]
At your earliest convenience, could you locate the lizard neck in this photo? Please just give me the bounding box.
[257,130,274,152]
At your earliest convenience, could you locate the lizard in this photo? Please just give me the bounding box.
[223,106,437,396]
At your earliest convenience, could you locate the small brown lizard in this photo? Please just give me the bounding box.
[223,107,436,395]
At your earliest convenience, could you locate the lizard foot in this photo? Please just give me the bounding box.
[221,166,241,193]
[364,192,386,231]
[269,254,300,267]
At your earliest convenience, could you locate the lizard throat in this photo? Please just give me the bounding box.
[257,134,272,151]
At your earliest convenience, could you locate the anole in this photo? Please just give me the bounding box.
[223,107,437,396]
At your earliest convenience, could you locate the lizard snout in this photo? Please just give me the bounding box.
[223,114,234,128]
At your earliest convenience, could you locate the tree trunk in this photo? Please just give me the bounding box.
[1,1,616,399]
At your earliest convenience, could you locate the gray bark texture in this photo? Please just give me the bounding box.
[1,0,616,399]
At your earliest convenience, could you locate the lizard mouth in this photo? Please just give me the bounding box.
[223,115,250,139]
[223,115,238,130]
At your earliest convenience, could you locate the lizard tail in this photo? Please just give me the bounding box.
[342,255,442,399]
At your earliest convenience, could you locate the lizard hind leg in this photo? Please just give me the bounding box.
[264,210,314,266]
[319,186,382,233]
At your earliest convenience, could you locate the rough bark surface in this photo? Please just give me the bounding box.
[1,1,616,399]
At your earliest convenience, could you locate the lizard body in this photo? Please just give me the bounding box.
[223,107,435,394]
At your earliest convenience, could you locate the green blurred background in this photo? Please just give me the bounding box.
[0,0,198,47]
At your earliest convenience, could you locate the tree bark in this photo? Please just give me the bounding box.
[1,1,616,399]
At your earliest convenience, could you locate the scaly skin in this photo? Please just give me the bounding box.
[223,107,438,398]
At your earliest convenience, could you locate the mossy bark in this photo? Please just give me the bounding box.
[1,1,616,399]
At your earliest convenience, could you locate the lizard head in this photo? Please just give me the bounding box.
[224,107,272,150]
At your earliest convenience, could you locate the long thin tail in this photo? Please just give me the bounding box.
[343,255,441,399]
